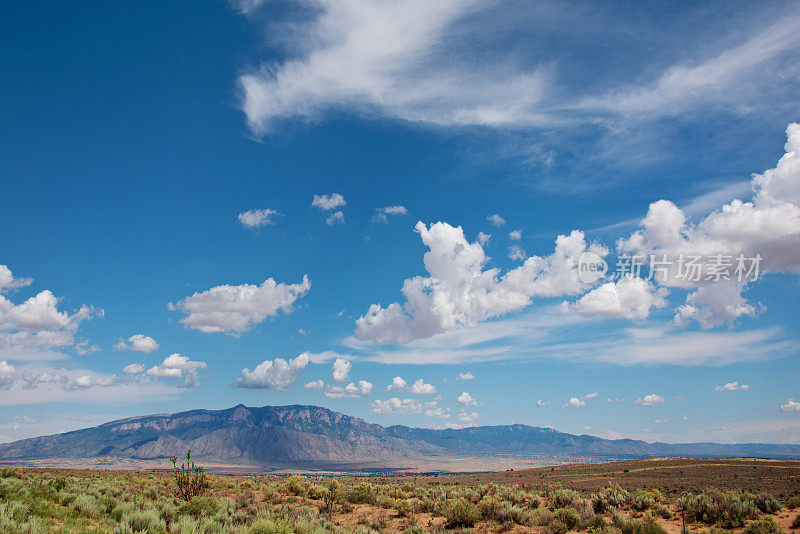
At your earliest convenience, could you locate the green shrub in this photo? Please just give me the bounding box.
[247,516,326,534]
[403,526,429,534]
[446,498,481,527]
[754,493,781,514]
[346,482,376,505]
[592,486,630,514]
[282,475,307,497]
[177,495,220,518]
[306,485,326,500]
[785,495,800,508]
[72,494,102,516]
[478,495,503,520]
[685,489,760,528]
[744,516,783,534]
[620,517,667,534]
[551,489,581,509]
[394,499,413,517]
[111,502,136,522]
[553,507,581,530]
[119,509,167,534]
[548,519,569,534]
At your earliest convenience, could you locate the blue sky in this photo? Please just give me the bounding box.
[1,0,800,445]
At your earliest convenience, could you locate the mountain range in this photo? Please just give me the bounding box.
[1,404,799,472]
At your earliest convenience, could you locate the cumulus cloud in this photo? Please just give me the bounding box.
[562,397,585,408]
[233,353,310,390]
[355,221,606,344]
[617,123,800,328]
[373,205,408,223]
[147,353,207,388]
[456,371,474,380]
[304,379,324,390]
[114,334,159,353]
[371,397,423,415]
[456,391,478,406]
[238,208,281,228]
[715,381,750,391]
[509,229,522,240]
[312,193,346,211]
[477,232,491,245]
[386,376,406,391]
[536,399,549,407]
[409,378,436,394]
[0,273,102,361]
[176,275,310,334]
[0,265,32,292]
[0,360,15,387]
[635,393,666,406]
[332,358,351,382]
[780,399,800,412]
[122,363,145,374]
[487,214,506,227]
[325,380,373,398]
[568,275,668,320]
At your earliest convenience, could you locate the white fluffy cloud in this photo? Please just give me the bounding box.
[355,221,605,344]
[781,399,800,412]
[562,397,585,408]
[386,376,406,391]
[177,275,310,334]
[304,379,324,391]
[233,353,310,390]
[409,378,436,394]
[477,232,491,245]
[122,363,145,374]
[324,380,373,398]
[371,397,423,415]
[331,358,351,382]
[536,399,549,407]
[0,360,15,387]
[715,381,750,392]
[635,393,665,406]
[568,275,668,320]
[617,123,800,328]
[0,270,102,361]
[373,205,408,223]
[456,391,478,406]
[0,265,32,292]
[238,208,281,228]
[456,371,474,381]
[147,353,207,389]
[312,193,346,211]
[114,334,159,353]
[509,229,522,240]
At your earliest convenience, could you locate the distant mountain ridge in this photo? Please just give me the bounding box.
[1,404,798,470]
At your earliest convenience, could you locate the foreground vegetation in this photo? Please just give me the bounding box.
[0,464,798,534]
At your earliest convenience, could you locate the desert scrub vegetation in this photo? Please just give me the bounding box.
[0,465,793,534]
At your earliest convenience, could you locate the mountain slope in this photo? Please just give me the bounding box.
[1,404,799,470]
